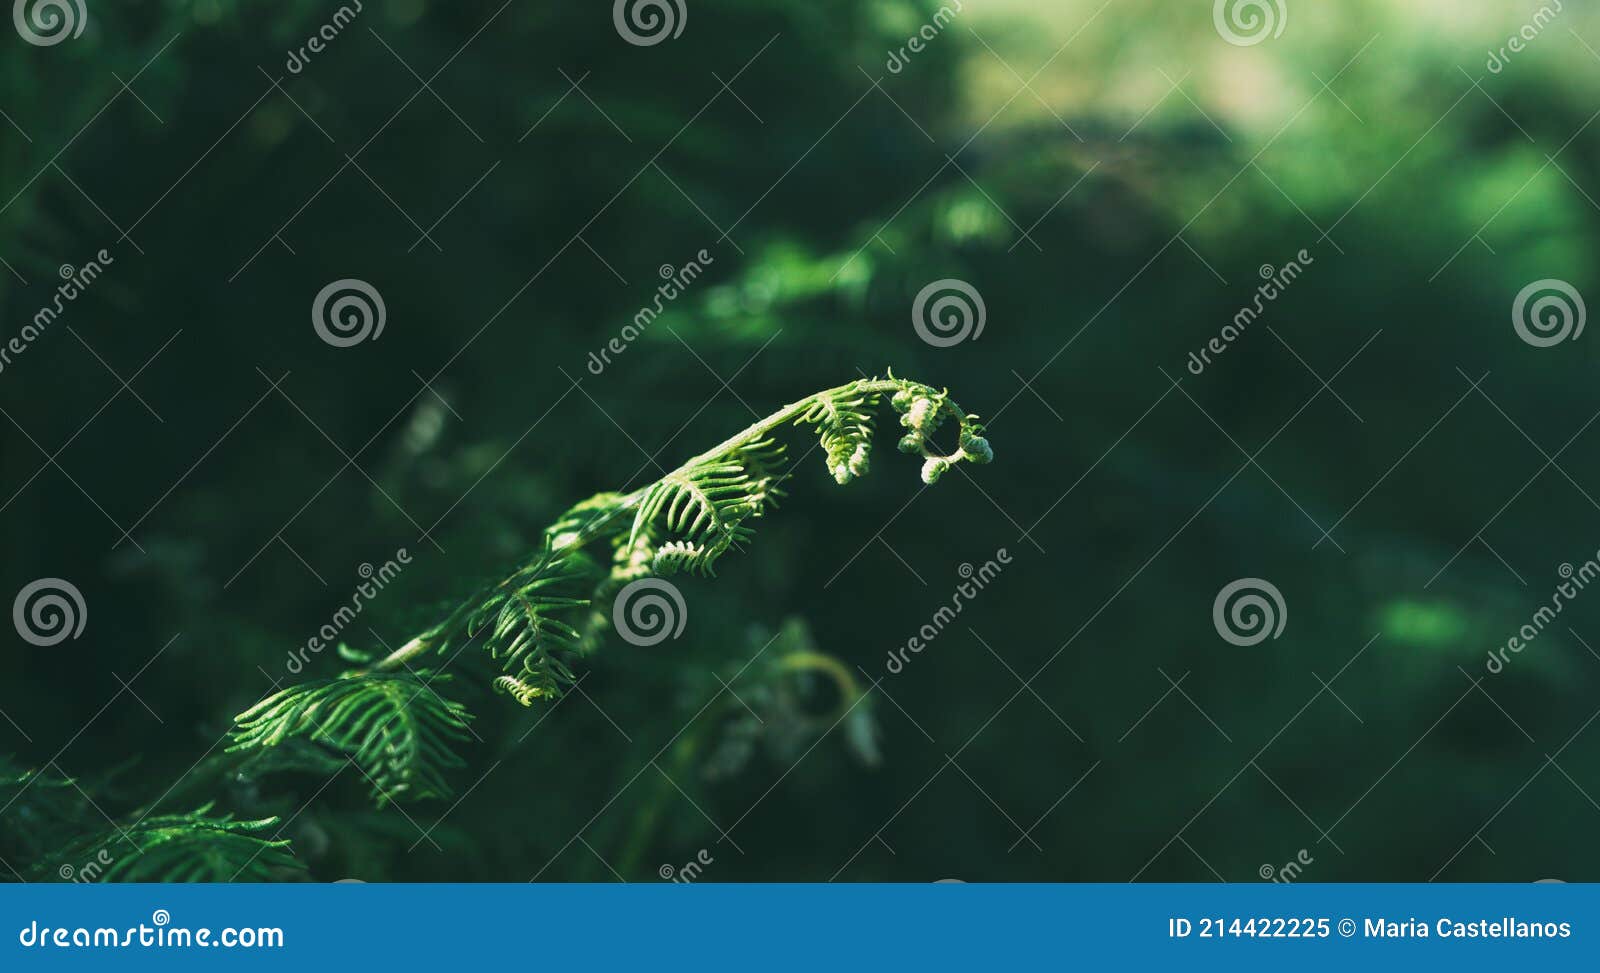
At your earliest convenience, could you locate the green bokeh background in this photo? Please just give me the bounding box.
[3,0,1598,881]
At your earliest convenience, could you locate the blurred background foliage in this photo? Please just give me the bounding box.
[3,0,1600,881]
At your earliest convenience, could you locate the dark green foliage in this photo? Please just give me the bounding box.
[0,757,87,867]
[701,619,882,780]
[3,755,303,881]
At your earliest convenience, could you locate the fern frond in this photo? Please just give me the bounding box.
[799,386,878,484]
[544,491,631,550]
[652,539,720,576]
[227,672,471,805]
[493,673,554,706]
[226,374,991,820]
[40,807,305,883]
[362,374,992,717]
[629,461,771,576]
[729,436,789,510]
[447,540,595,676]
[632,464,757,544]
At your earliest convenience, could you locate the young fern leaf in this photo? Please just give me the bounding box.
[227,671,470,805]
[545,492,632,549]
[800,386,877,484]
[631,463,763,576]
[732,437,789,510]
[39,807,305,883]
[378,373,991,687]
[230,374,993,809]
[468,543,590,674]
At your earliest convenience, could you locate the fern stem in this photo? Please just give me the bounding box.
[373,634,432,672]
[663,379,894,474]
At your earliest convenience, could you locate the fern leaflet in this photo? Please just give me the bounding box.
[228,671,471,805]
